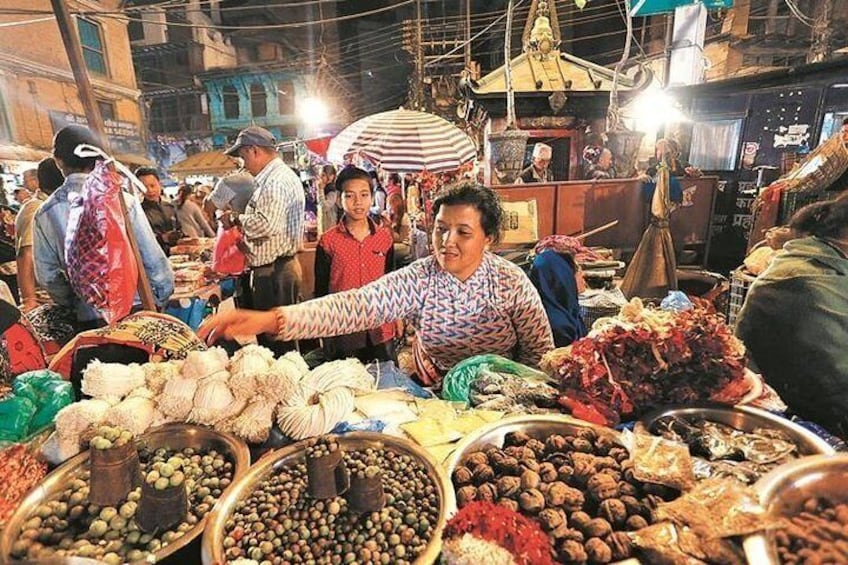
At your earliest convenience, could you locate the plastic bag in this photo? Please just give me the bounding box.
[0,396,36,442]
[441,354,549,403]
[12,370,62,403]
[622,429,696,492]
[29,380,74,432]
[212,225,247,275]
[661,291,694,312]
[65,159,139,324]
[368,361,433,399]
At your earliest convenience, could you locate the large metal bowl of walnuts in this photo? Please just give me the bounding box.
[445,414,678,564]
[202,432,454,565]
[743,453,848,564]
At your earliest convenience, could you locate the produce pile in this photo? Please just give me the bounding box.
[0,444,47,528]
[451,426,681,563]
[221,437,440,564]
[9,437,234,563]
[49,346,374,460]
[775,496,848,564]
[542,298,748,424]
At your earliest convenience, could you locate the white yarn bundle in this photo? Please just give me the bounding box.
[105,395,156,436]
[54,398,115,442]
[157,374,198,421]
[81,361,145,400]
[189,370,236,425]
[227,399,277,443]
[142,361,181,395]
[231,344,275,377]
[181,347,229,380]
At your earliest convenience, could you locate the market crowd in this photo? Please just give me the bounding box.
[4,123,848,438]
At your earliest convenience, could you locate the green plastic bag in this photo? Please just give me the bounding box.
[13,371,64,404]
[29,380,74,432]
[0,396,37,442]
[441,354,549,403]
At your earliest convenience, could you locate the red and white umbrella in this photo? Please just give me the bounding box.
[327,109,477,173]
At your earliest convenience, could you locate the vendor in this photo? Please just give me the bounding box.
[200,183,554,387]
[736,191,848,437]
[136,167,180,254]
[528,239,587,348]
[519,143,553,184]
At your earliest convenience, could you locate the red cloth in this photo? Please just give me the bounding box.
[314,218,395,353]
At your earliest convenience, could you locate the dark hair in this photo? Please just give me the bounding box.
[335,166,372,193]
[389,173,401,185]
[176,183,193,207]
[134,167,159,181]
[789,191,848,239]
[323,182,337,196]
[432,182,503,244]
[52,125,102,172]
[37,157,64,195]
[321,165,336,178]
[842,117,848,126]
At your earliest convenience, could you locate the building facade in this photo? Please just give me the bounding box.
[0,0,146,175]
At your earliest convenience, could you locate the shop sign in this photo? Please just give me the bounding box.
[632,0,733,16]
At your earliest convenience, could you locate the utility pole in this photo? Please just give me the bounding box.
[50,0,157,312]
[464,0,472,68]
[415,0,425,110]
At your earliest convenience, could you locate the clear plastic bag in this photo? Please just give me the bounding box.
[441,354,549,403]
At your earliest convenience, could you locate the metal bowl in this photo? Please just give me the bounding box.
[743,454,848,564]
[201,432,454,565]
[638,403,836,457]
[0,424,250,564]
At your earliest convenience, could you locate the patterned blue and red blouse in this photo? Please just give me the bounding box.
[278,251,554,385]
[314,217,395,355]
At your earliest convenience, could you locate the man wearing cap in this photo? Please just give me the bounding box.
[519,143,553,183]
[222,126,304,353]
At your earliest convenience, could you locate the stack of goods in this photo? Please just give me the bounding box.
[172,264,207,295]
[7,427,236,564]
[441,501,555,565]
[169,237,214,261]
[452,426,680,563]
[48,346,376,461]
[0,444,47,528]
[0,370,73,445]
[542,298,750,425]
[219,436,441,564]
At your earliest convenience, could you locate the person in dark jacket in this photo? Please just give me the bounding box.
[736,191,848,437]
[529,249,587,347]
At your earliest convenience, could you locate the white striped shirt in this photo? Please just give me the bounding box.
[238,158,304,267]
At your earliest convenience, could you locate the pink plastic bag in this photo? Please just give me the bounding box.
[65,160,139,324]
[212,225,247,275]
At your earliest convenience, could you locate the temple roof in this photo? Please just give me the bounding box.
[467,0,651,98]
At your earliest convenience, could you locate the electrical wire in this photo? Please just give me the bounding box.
[783,0,814,27]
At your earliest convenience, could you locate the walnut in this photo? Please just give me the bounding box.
[587,473,619,501]
[572,438,594,453]
[538,508,566,531]
[538,462,558,483]
[546,481,584,511]
[496,476,521,498]
[464,452,488,468]
[550,523,571,540]
[487,449,508,470]
[593,435,617,455]
[557,464,575,483]
[525,438,546,457]
[606,531,633,561]
[472,464,495,484]
[518,488,546,513]
[608,447,630,463]
[569,511,592,530]
[504,445,535,460]
[585,537,613,564]
[619,495,643,517]
[598,499,627,527]
[594,456,620,472]
[545,434,568,453]
[575,427,598,442]
[495,456,520,475]
[559,528,585,543]
[599,469,621,483]
[626,515,649,531]
[504,430,531,447]
[477,482,498,502]
[618,481,639,497]
[583,518,613,539]
[452,466,473,486]
[572,460,595,488]
[545,453,570,467]
[519,458,540,473]
[457,485,477,506]
[620,460,637,483]
[558,539,588,564]
[497,498,519,512]
[642,494,665,513]
[520,469,541,490]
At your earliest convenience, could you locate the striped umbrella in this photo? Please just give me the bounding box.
[327,109,477,173]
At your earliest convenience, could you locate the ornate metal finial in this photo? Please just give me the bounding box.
[523,0,561,59]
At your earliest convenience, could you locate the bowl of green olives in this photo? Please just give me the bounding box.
[0,423,250,564]
[202,432,454,565]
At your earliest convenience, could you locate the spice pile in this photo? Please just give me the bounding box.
[452,426,680,563]
[775,497,848,564]
[542,298,749,424]
[0,444,47,528]
[221,437,440,564]
[8,443,234,563]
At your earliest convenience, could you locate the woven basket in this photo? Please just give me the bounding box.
[728,268,757,327]
[779,189,834,225]
[579,304,622,331]
[780,133,848,195]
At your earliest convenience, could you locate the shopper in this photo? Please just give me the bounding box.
[33,125,173,329]
[314,166,396,363]
[175,183,215,238]
[200,182,554,386]
[136,167,179,254]
[736,191,848,437]
[221,126,304,353]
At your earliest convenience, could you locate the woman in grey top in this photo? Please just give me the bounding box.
[175,183,215,238]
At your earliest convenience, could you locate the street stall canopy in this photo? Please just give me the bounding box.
[0,144,50,163]
[113,153,155,168]
[169,150,238,176]
[327,108,477,173]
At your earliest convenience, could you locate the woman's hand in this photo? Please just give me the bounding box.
[197,308,279,344]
